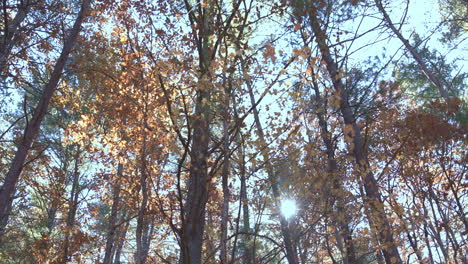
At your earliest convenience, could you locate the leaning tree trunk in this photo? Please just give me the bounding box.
[0,0,91,235]
[307,5,402,264]
[374,0,450,102]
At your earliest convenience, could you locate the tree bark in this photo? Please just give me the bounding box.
[240,145,254,264]
[307,5,402,264]
[0,0,90,235]
[179,2,215,263]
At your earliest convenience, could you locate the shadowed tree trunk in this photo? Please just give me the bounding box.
[62,147,82,263]
[174,1,242,262]
[103,163,123,264]
[178,1,214,262]
[114,213,129,264]
[309,72,357,264]
[0,0,30,76]
[240,143,253,264]
[220,113,230,264]
[0,0,91,235]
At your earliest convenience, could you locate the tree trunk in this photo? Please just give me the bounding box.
[310,71,357,264]
[135,132,150,264]
[0,0,90,235]
[179,2,215,263]
[220,117,230,264]
[245,59,299,264]
[307,5,402,264]
[240,145,254,264]
[62,147,81,263]
[114,213,129,264]
[0,0,30,76]
[103,163,123,264]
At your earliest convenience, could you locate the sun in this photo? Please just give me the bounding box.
[280,199,297,219]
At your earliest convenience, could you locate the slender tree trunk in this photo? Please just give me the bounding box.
[245,59,299,264]
[374,0,450,102]
[240,147,254,264]
[423,220,435,264]
[136,132,150,264]
[0,0,90,234]
[307,5,402,264]
[0,0,30,76]
[220,117,230,264]
[62,147,81,263]
[114,213,129,264]
[422,197,449,261]
[103,163,123,264]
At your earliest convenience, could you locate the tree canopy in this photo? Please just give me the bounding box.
[0,0,466,263]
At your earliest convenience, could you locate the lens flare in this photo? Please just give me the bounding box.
[281,199,297,219]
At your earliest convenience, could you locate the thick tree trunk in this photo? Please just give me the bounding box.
[180,2,216,263]
[181,89,211,264]
[0,0,30,76]
[308,6,402,264]
[374,0,450,102]
[103,163,123,264]
[0,0,90,235]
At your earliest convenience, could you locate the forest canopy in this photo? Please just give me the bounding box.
[0,0,466,263]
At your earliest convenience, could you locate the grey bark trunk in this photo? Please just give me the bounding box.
[62,148,81,263]
[220,118,230,264]
[240,149,253,264]
[0,0,90,235]
[308,6,402,264]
